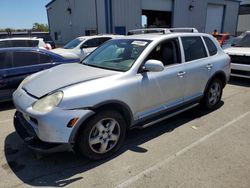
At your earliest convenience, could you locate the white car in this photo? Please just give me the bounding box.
[224,31,250,78]
[52,35,124,60]
[0,37,49,49]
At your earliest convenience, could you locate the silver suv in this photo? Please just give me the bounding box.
[13,28,230,160]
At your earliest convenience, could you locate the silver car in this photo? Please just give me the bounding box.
[13,28,230,160]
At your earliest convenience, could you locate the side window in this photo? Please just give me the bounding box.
[181,37,207,62]
[11,40,28,47]
[0,52,12,69]
[13,52,39,67]
[203,37,218,56]
[0,41,10,48]
[39,53,52,64]
[98,37,111,45]
[83,38,99,48]
[146,38,181,66]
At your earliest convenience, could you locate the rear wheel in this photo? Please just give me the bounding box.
[75,110,126,160]
[202,78,223,110]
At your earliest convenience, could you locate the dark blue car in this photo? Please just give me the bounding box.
[0,47,79,102]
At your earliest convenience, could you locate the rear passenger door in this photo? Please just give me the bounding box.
[181,36,211,102]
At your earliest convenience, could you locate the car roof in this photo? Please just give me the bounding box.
[0,47,70,58]
[77,34,124,40]
[118,32,212,41]
[0,37,42,41]
[0,47,55,54]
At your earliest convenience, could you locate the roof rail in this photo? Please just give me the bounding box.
[168,28,198,33]
[127,28,198,35]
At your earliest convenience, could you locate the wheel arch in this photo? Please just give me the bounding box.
[204,71,227,94]
[70,100,133,143]
[91,100,134,127]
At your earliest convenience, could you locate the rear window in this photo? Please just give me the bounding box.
[28,40,39,47]
[181,37,207,62]
[203,37,218,56]
[98,37,111,45]
[0,52,12,69]
[13,52,39,67]
[84,38,99,48]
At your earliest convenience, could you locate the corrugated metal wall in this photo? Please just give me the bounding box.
[47,0,239,44]
[173,0,239,34]
[112,0,141,34]
[47,0,72,44]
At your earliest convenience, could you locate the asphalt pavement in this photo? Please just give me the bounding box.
[0,77,249,188]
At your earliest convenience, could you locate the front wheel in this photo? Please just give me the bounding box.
[75,110,126,160]
[202,78,223,110]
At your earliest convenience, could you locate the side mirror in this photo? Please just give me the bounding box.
[142,60,164,72]
[80,44,88,49]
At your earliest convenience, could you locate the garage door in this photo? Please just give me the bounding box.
[142,0,172,11]
[205,4,224,34]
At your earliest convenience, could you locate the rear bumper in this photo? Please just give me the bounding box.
[14,111,71,153]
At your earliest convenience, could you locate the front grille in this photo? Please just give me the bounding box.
[230,55,250,65]
[231,69,250,76]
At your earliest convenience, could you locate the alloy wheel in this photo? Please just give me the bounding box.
[88,118,121,154]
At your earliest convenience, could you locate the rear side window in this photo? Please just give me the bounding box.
[28,40,39,47]
[203,37,217,56]
[13,52,39,67]
[0,52,12,69]
[0,41,10,48]
[181,37,207,62]
[84,38,99,48]
[39,53,52,64]
[98,37,111,45]
[11,40,28,47]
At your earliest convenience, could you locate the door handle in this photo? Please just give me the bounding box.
[177,71,186,77]
[206,64,213,69]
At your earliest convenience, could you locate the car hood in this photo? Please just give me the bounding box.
[23,63,119,98]
[224,47,250,56]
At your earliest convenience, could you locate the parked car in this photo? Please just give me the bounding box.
[224,31,250,78]
[221,36,242,49]
[52,34,123,60]
[34,33,56,49]
[0,37,51,50]
[0,32,56,49]
[0,47,79,102]
[13,28,230,160]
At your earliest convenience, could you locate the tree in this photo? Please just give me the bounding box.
[32,23,49,32]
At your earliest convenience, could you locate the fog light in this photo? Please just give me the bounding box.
[67,118,79,128]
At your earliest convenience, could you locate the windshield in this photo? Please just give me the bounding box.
[64,38,85,49]
[82,39,151,72]
[233,33,250,47]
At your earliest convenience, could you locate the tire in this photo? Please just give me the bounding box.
[75,110,126,160]
[202,78,223,110]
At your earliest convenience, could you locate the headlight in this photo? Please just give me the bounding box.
[32,91,63,113]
